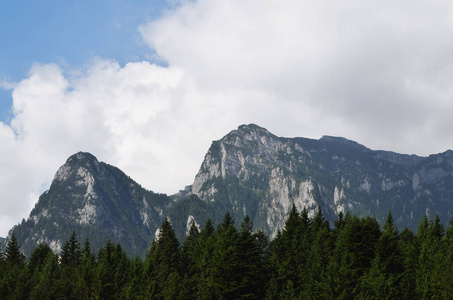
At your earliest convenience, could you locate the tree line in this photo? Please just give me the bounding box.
[1,206,453,299]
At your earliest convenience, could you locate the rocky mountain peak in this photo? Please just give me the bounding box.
[188,125,453,239]
[320,135,371,152]
[68,151,98,163]
[191,124,288,197]
[53,151,100,182]
[7,124,453,257]
[12,152,171,257]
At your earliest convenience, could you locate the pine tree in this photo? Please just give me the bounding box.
[308,206,332,299]
[146,217,180,300]
[441,219,453,298]
[296,206,313,298]
[360,210,402,298]
[236,215,268,299]
[416,214,444,299]
[0,232,28,299]
[29,252,61,299]
[27,243,53,297]
[266,204,311,299]
[74,239,96,299]
[112,243,131,298]
[0,247,4,285]
[180,221,200,299]
[265,230,284,300]
[398,227,418,300]
[193,219,216,299]
[59,231,82,299]
[60,231,82,267]
[123,256,145,300]
[280,204,302,298]
[333,215,381,299]
[326,211,349,299]
[427,215,444,298]
[94,240,117,299]
[5,232,25,267]
[28,243,53,274]
[210,212,241,299]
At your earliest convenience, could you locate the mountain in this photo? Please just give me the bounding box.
[6,124,453,256]
[10,152,170,257]
[188,124,453,238]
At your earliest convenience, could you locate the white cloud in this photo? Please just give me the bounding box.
[141,0,453,152]
[1,0,453,236]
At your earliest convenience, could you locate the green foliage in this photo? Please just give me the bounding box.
[4,232,25,268]
[2,210,453,299]
[145,217,180,299]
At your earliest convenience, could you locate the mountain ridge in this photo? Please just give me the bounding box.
[4,124,453,256]
[9,151,171,256]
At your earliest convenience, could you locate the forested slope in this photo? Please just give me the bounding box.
[1,207,452,299]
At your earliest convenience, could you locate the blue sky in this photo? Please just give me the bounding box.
[1,0,453,237]
[0,0,169,122]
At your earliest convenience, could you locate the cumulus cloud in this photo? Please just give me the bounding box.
[1,0,453,236]
[141,0,453,151]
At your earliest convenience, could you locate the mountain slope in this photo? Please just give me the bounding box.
[188,124,453,238]
[6,124,453,256]
[12,152,170,257]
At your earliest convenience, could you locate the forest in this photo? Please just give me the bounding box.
[1,206,453,299]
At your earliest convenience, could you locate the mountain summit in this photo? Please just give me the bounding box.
[7,125,453,256]
[189,124,453,238]
[11,152,170,256]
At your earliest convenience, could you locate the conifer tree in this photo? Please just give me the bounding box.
[60,231,82,267]
[27,243,53,296]
[266,204,313,299]
[74,239,96,299]
[210,212,241,299]
[360,210,402,298]
[113,243,131,298]
[0,247,4,283]
[123,256,145,300]
[146,217,180,299]
[93,241,129,299]
[326,211,349,298]
[94,240,118,299]
[398,227,418,300]
[193,218,216,299]
[308,206,331,299]
[236,215,268,299]
[4,232,25,267]
[59,231,82,299]
[5,205,453,299]
[29,251,61,299]
[416,214,444,298]
[0,232,28,299]
[280,204,302,297]
[265,230,284,300]
[441,219,453,298]
[28,243,53,274]
[296,206,313,298]
[332,215,380,299]
[180,221,200,299]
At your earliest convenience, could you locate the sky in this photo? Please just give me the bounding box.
[1,0,453,237]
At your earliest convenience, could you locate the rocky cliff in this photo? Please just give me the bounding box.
[11,152,170,257]
[7,124,453,256]
[188,124,453,238]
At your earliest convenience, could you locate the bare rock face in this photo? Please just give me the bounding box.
[7,124,453,256]
[11,152,171,257]
[188,124,453,238]
[192,125,286,196]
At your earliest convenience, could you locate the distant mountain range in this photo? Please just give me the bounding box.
[4,124,453,257]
